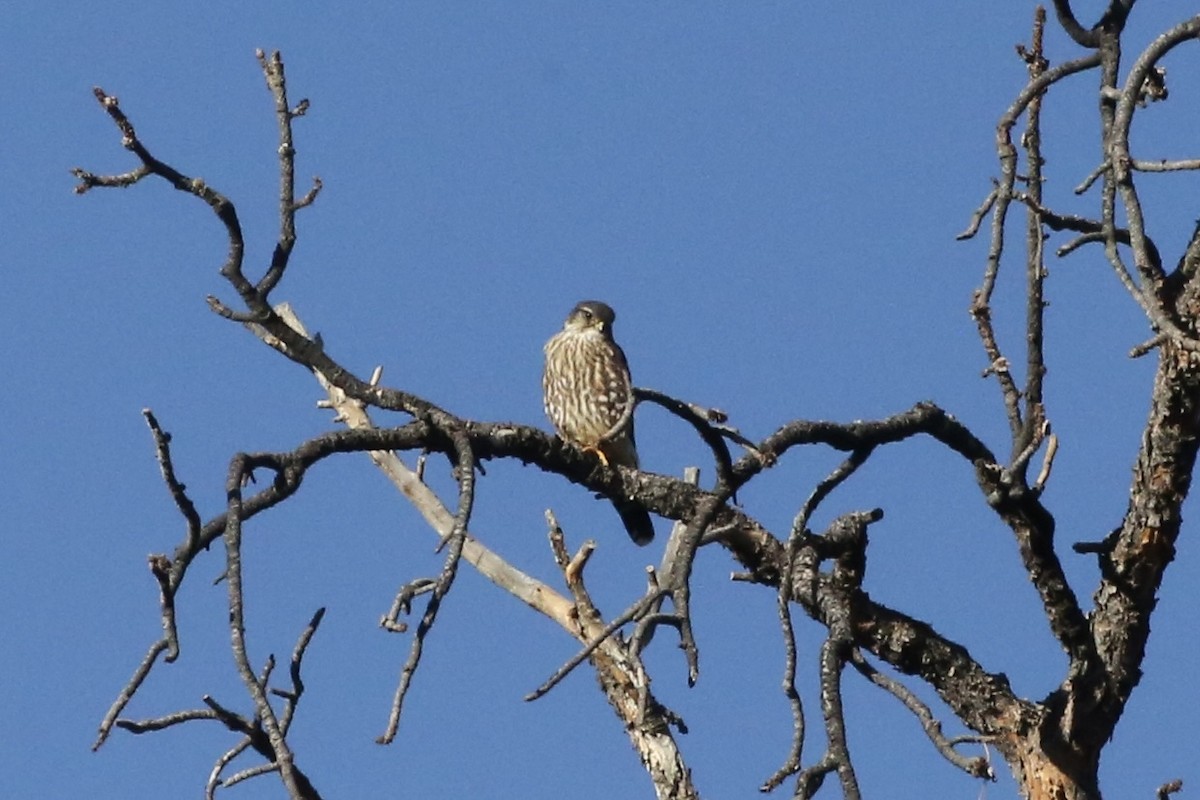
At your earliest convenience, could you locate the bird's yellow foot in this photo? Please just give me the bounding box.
[582,444,610,466]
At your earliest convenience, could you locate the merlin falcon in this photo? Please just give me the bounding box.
[542,300,654,545]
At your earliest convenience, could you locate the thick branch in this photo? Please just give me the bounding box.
[1084,340,1200,744]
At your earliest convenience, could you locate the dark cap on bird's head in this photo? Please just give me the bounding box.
[564,300,616,332]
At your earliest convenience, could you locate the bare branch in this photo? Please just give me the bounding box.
[971,36,1100,442]
[1052,0,1101,48]
[71,163,151,192]
[379,578,436,635]
[143,409,202,555]
[848,650,994,780]
[1074,161,1108,195]
[1033,432,1059,492]
[93,638,170,750]
[763,448,872,791]
[1129,333,1167,359]
[1132,157,1200,173]
[273,607,326,734]
[770,509,880,799]
[77,87,252,309]
[220,453,310,798]
[955,183,997,241]
[1157,779,1184,800]
[524,589,664,702]
[1107,15,1200,345]
[376,505,469,744]
[810,637,859,799]
[115,707,219,734]
[1019,8,1049,466]
[207,740,253,800]
[254,49,319,299]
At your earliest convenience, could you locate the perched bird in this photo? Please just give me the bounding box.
[543,300,654,545]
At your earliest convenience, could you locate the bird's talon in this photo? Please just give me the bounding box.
[584,445,610,467]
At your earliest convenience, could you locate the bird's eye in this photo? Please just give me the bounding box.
[581,309,593,320]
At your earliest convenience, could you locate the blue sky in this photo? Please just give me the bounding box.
[5,2,1200,798]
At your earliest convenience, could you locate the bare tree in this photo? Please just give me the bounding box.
[77,4,1200,798]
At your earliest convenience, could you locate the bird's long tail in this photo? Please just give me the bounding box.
[613,499,654,546]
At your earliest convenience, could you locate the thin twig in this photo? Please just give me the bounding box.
[377,439,473,744]
[255,49,319,298]
[93,639,170,750]
[1157,779,1184,800]
[956,184,998,241]
[848,649,994,779]
[524,589,664,702]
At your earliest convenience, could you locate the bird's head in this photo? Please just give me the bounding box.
[563,300,616,336]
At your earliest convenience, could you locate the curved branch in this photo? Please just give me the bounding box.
[849,650,994,779]
[634,387,741,491]
[737,403,996,482]
[1052,0,1100,48]
[1111,15,1200,295]
[1101,15,1200,353]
